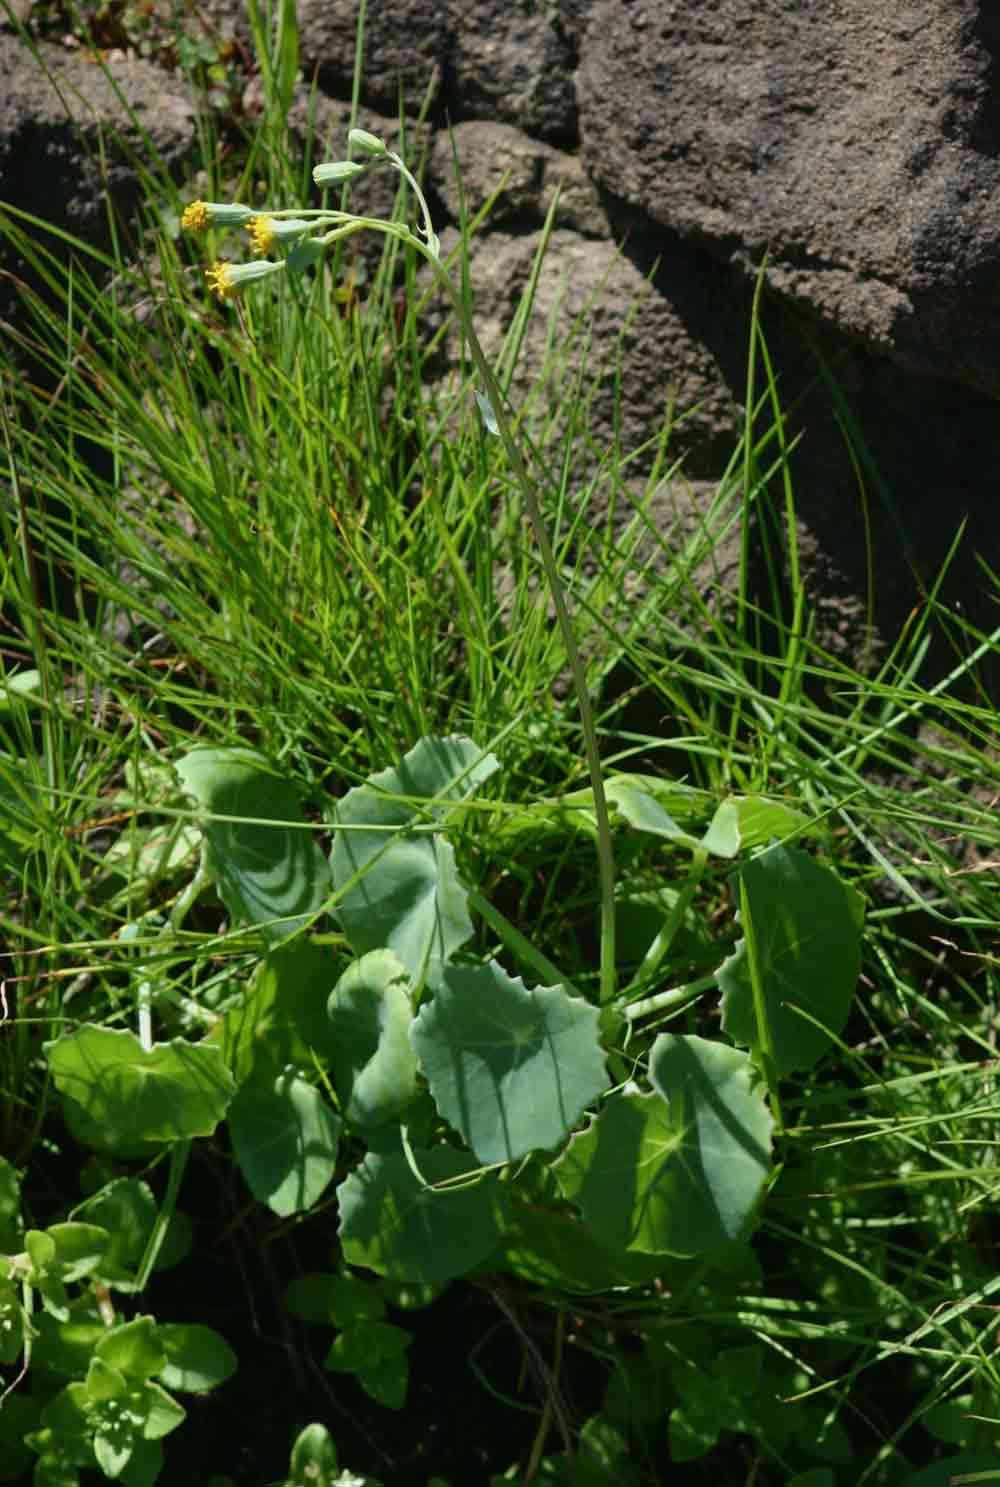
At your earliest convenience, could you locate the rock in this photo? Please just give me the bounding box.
[575,0,1000,396]
[429,120,607,237]
[0,34,195,251]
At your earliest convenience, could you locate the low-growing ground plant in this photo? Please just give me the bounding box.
[3,5,1000,1485]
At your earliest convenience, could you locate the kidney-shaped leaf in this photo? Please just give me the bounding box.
[554,1034,773,1256]
[327,951,418,1130]
[410,961,609,1165]
[718,844,864,1075]
[338,1144,502,1285]
[229,1067,341,1217]
[176,747,330,944]
[44,1028,235,1152]
[331,735,497,982]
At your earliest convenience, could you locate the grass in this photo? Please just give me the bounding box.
[3,17,1000,1486]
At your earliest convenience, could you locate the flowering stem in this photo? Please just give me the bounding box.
[417,249,617,1010]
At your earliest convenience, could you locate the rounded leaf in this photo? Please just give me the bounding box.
[337,1145,502,1285]
[718,844,864,1075]
[44,1028,235,1153]
[331,735,497,981]
[410,961,609,1164]
[176,747,331,944]
[229,1068,341,1217]
[157,1324,237,1392]
[327,951,418,1129]
[554,1035,773,1256]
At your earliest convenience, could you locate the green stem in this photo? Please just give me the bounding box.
[134,1139,190,1292]
[425,256,617,1007]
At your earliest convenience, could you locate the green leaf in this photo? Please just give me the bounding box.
[605,778,702,848]
[0,1157,21,1250]
[86,1355,128,1404]
[71,1181,157,1288]
[0,1271,22,1366]
[284,1271,384,1326]
[39,1383,91,1441]
[31,1301,107,1379]
[212,940,341,1087]
[229,1067,341,1217]
[0,667,41,708]
[718,844,864,1075]
[95,1318,165,1384]
[44,1028,235,1154]
[156,1324,237,1392]
[176,746,331,943]
[326,1320,411,1371]
[287,1423,337,1486]
[410,961,609,1164]
[554,1035,773,1256]
[119,1438,163,1487]
[327,951,419,1130]
[493,1200,667,1293]
[93,1419,134,1480]
[46,1224,109,1283]
[708,795,811,855]
[668,1401,720,1461]
[131,1380,185,1440]
[331,735,497,982]
[326,1323,411,1411]
[337,1145,503,1284]
[24,1232,70,1321]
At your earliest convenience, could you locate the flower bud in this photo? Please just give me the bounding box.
[313,161,367,186]
[248,216,313,256]
[347,128,388,157]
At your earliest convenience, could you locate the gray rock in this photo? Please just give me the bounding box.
[575,0,1000,395]
[0,34,195,252]
[429,120,607,237]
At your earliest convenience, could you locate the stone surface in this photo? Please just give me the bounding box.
[296,0,578,143]
[0,33,195,251]
[575,0,1000,395]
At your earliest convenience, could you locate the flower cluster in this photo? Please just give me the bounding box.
[179,128,440,304]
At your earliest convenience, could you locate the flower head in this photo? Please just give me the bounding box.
[248,215,313,256]
[205,258,285,302]
[181,201,256,233]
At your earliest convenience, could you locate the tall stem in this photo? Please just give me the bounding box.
[422,259,617,1007]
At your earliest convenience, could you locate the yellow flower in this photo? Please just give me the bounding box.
[248,215,313,256]
[248,215,275,256]
[205,261,238,301]
[181,201,256,233]
[204,258,286,302]
[181,200,210,233]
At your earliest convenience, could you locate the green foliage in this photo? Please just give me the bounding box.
[176,747,331,944]
[44,1028,235,1156]
[228,1066,341,1217]
[719,843,865,1075]
[554,1035,773,1255]
[0,1164,232,1487]
[2,37,1000,1483]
